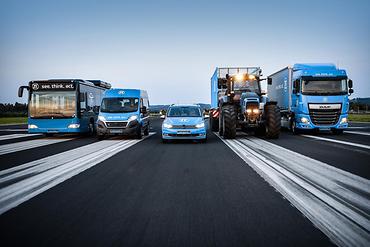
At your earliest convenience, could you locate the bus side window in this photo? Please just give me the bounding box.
[80,92,86,111]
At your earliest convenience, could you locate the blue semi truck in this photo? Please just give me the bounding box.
[267,64,353,134]
[18,79,111,135]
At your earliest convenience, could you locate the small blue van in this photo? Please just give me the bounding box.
[96,89,150,139]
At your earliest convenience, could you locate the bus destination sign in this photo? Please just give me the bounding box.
[31,82,75,91]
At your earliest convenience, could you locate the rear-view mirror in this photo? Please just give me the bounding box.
[348,79,353,88]
[267,78,272,85]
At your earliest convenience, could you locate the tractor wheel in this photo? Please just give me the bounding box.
[210,115,219,132]
[218,112,224,136]
[222,105,237,139]
[265,104,281,139]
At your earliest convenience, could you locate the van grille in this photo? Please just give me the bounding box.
[309,109,341,126]
[171,125,197,129]
[105,121,128,128]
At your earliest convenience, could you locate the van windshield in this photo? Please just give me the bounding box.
[101,97,139,113]
[167,106,202,117]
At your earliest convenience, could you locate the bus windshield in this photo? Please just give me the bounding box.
[30,91,76,118]
[100,98,139,113]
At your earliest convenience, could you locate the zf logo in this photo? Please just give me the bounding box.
[118,90,125,95]
[32,83,39,90]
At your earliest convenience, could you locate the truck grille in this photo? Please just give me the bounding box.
[105,121,128,128]
[309,109,341,126]
[172,125,197,129]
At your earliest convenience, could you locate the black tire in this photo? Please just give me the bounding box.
[218,112,224,136]
[332,129,343,135]
[162,138,168,143]
[210,116,219,132]
[136,125,142,139]
[264,104,281,139]
[144,125,149,136]
[222,105,237,139]
[44,133,54,137]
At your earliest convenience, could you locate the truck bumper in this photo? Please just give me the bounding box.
[295,113,348,130]
[162,128,207,140]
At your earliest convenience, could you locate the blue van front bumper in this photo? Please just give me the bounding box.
[162,127,207,140]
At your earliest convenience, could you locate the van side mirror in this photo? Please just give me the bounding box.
[93,106,100,113]
[140,106,147,114]
[18,86,29,97]
[349,88,354,94]
[267,78,272,85]
[348,79,353,88]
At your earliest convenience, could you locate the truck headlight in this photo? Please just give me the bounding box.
[98,116,106,121]
[128,115,138,122]
[68,123,80,129]
[300,117,309,124]
[28,124,38,129]
[340,117,347,124]
[195,122,205,128]
[163,123,173,128]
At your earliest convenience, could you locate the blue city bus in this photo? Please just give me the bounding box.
[18,79,111,135]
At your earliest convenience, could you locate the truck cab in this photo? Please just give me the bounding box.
[96,89,150,139]
[268,64,353,134]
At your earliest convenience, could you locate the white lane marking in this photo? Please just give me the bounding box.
[0,138,75,155]
[0,129,28,132]
[0,134,42,141]
[345,131,370,136]
[0,132,155,215]
[348,127,370,129]
[301,135,370,150]
[216,134,370,247]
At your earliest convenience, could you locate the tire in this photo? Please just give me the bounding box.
[218,112,224,136]
[136,125,143,139]
[222,105,237,139]
[332,129,343,135]
[44,133,54,137]
[162,138,168,143]
[144,125,149,136]
[87,120,95,136]
[97,134,105,140]
[264,104,281,139]
[210,116,219,132]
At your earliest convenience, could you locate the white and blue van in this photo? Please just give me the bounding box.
[96,89,150,139]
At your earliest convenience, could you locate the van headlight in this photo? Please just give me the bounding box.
[68,123,80,129]
[128,115,138,122]
[300,117,309,124]
[195,122,205,128]
[28,124,38,129]
[163,123,173,128]
[98,116,106,121]
[340,117,347,124]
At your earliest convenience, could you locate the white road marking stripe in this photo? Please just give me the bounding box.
[345,131,370,136]
[348,127,370,129]
[301,135,370,150]
[0,134,42,141]
[0,138,74,155]
[0,132,155,215]
[0,129,28,132]
[217,134,370,247]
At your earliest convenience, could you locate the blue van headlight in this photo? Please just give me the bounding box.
[98,116,106,121]
[128,115,138,122]
[28,124,38,129]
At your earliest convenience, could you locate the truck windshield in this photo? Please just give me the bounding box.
[302,80,347,95]
[101,97,139,113]
[30,91,76,118]
[167,106,202,117]
[233,80,260,93]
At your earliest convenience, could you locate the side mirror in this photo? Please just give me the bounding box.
[140,106,147,114]
[93,106,100,113]
[348,79,353,88]
[267,78,272,85]
[349,88,354,94]
[18,86,29,97]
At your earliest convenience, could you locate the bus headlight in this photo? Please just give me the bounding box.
[340,117,347,124]
[28,124,38,129]
[195,122,205,128]
[163,123,173,129]
[98,116,106,121]
[68,123,80,129]
[300,117,309,124]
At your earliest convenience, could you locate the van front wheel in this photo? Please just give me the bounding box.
[136,125,143,139]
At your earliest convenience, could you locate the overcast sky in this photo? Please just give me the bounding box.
[0,0,369,104]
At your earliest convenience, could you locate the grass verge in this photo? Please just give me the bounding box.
[0,117,28,125]
[348,114,370,122]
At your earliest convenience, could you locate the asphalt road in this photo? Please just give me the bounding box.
[0,118,369,247]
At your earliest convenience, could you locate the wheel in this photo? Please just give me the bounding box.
[222,105,237,139]
[44,133,54,137]
[162,138,168,143]
[210,116,219,132]
[87,121,95,136]
[144,125,149,136]
[264,104,281,139]
[332,129,343,135]
[136,125,143,139]
[218,112,224,136]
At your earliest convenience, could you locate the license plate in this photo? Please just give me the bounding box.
[110,129,123,134]
[177,131,190,134]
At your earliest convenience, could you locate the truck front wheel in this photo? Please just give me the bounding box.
[222,105,237,139]
[265,104,281,139]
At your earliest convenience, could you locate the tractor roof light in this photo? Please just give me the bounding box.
[234,74,245,82]
[248,74,256,80]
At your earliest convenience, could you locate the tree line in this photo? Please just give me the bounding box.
[0,103,28,117]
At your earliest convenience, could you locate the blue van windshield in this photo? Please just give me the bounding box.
[101,97,139,113]
[167,106,202,117]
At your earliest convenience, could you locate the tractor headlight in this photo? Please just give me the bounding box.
[252,109,259,114]
[163,123,173,129]
[195,122,205,128]
[246,109,252,114]
[300,117,309,124]
[68,123,80,129]
[340,117,347,124]
[28,124,38,129]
